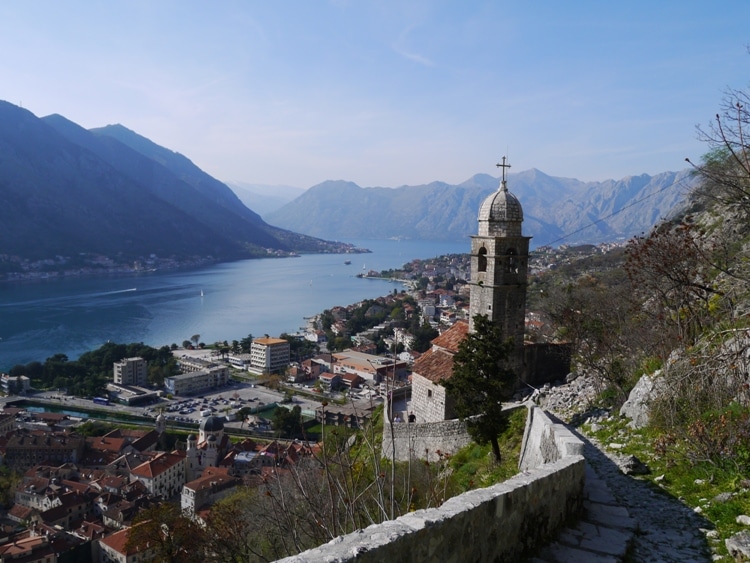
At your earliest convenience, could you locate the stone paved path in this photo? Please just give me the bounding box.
[531,430,713,562]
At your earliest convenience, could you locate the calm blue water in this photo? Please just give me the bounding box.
[0,239,467,370]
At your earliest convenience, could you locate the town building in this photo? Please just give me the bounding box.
[129,451,186,499]
[113,357,147,387]
[1,373,31,394]
[98,522,155,563]
[330,350,408,384]
[180,466,241,515]
[163,365,229,396]
[248,337,290,375]
[4,429,85,471]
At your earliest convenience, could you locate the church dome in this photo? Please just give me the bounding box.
[477,186,523,237]
[187,434,196,442]
[200,416,225,433]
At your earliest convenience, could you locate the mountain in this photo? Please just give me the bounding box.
[266,169,695,246]
[0,101,353,278]
[227,182,305,219]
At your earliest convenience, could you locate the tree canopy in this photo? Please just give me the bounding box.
[443,314,517,462]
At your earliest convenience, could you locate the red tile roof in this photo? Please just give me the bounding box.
[431,320,468,353]
[130,451,184,479]
[412,348,455,383]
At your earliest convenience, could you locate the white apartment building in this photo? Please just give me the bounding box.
[130,451,186,499]
[248,337,290,375]
[113,357,147,387]
[164,365,229,396]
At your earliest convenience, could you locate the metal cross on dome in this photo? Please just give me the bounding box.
[496,156,511,192]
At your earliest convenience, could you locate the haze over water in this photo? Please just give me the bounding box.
[0,239,466,370]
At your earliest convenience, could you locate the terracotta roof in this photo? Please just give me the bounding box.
[99,523,150,556]
[130,451,184,479]
[184,466,239,493]
[75,520,106,540]
[0,535,49,558]
[8,504,34,520]
[411,348,455,383]
[88,436,127,453]
[431,320,468,353]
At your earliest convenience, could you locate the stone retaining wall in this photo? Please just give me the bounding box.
[381,418,473,462]
[281,406,585,562]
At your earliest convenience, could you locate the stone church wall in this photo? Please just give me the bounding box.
[410,373,455,423]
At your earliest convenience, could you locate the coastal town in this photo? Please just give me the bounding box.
[0,241,620,562]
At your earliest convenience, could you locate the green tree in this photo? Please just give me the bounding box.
[239,334,254,353]
[203,488,265,562]
[126,503,206,563]
[411,322,438,353]
[272,405,302,438]
[443,315,517,462]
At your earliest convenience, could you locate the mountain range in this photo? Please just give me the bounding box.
[0,97,695,280]
[0,101,349,277]
[266,169,695,246]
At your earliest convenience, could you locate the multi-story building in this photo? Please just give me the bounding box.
[249,337,290,375]
[129,451,186,499]
[180,466,241,515]
[163,365,229,396]
[4,430,85,471]
[1,373,31,394]
[113,357,147,387]
[98,523,155,563]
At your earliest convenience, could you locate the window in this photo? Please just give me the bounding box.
[506,248,518,273]
[427,389,433,398]
[477,247,487,272]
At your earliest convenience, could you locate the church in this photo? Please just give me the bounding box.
[184,415,230,481]
[410,159,562,424]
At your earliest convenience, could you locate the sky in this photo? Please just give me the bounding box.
[1,1,748,189]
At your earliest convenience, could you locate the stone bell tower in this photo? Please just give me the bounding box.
[469,157,530,373]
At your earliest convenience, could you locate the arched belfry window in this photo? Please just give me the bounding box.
[477,247,487,272]
[506,248,518,273]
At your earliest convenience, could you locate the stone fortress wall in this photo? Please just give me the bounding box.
[279,406,585,562]
[381,416,475,463]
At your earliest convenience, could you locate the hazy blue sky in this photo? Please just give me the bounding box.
[1,1,748,188]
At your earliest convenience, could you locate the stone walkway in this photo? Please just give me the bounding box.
[531,431,713,562]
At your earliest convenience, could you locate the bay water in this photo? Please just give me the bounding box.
[0,239,467,370]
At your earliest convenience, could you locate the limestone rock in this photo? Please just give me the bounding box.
[619,372,660,429]
[565,372,579,383]
[713,492,734,504]
[726,530,750,559]
[617,454,650,475]
[737,515,750,526]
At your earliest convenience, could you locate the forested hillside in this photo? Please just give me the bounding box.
[0,102,355,279]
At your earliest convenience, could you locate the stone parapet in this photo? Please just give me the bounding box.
[278,455,584,563]
[282,406,585,562]
[519,404,584,470]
